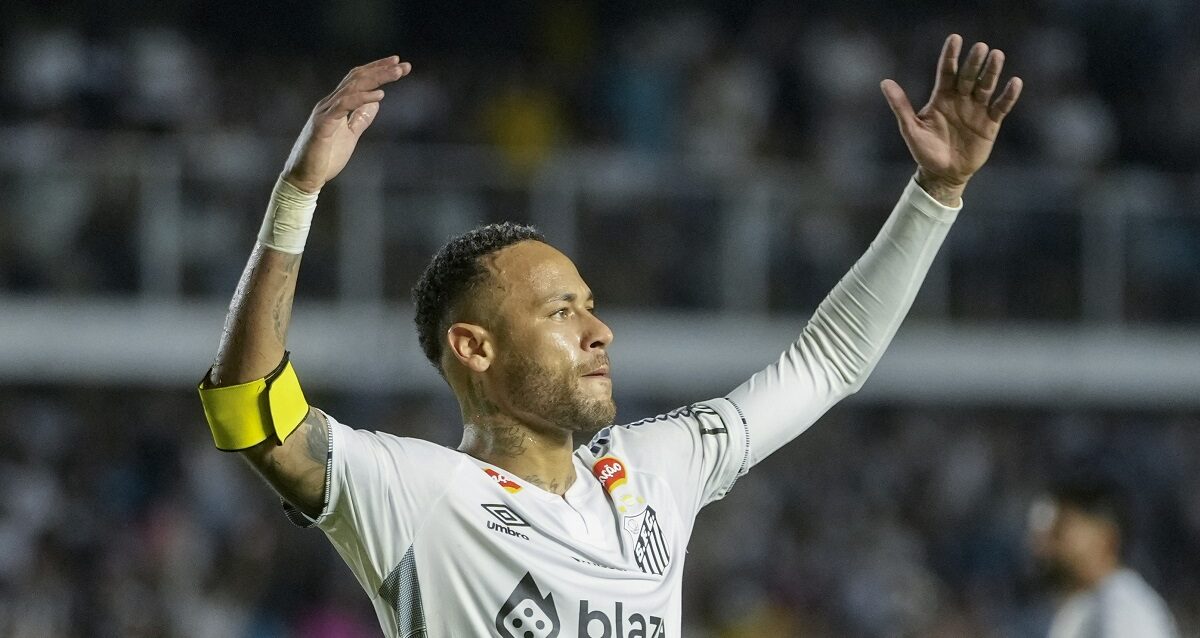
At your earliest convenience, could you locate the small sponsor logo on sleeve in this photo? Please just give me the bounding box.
[484,468,523,494]
[592,456,627,493]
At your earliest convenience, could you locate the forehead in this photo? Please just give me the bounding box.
[1031,498,1091,531]
[485,240,588,300]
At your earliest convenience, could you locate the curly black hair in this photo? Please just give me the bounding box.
[412,222,545,372]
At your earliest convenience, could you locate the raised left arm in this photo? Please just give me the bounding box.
[727,35,1022,466]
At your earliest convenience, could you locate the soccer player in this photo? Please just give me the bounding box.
[1030,480,1179,638]
[199,34,1021,636]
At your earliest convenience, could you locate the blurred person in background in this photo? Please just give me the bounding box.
[1030,479,1178,638]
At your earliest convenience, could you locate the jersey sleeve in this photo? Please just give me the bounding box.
[1097,576,1179,638]
[283,412,462,596]
[728,177,959,467]
[583,398,750,516]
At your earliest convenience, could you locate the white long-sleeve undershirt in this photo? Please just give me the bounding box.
[727,177,961,467]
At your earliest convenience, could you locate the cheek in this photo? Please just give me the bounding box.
[548,331,578,357]
[532,328,583,369]
[1058,525,1099,561]
[504,326,582,378]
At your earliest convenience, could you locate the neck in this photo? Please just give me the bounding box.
[458,412,577,496]
[1072,556,1119,593]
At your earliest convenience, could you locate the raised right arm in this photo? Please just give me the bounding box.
[204,56,411,518]
[728,35,1022,469]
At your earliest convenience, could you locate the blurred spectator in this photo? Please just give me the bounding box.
[1020,27,1117,169]
[123,28,215,132]
[1029,479,1179,637]
[480,70,567,174]
[0,0,1196,322]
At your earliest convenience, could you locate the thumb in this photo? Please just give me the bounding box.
[880,79,917,134]
[347,102,381,135]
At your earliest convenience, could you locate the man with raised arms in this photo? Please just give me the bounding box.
[199,35,1022,637]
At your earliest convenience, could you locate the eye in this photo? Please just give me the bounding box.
[552,308,570,319]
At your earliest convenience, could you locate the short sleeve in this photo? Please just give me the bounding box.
[582,398,750,516]
[1098,575,1179,638]
[286,413,463,593]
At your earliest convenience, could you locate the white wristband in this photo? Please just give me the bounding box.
[257,177,318,254]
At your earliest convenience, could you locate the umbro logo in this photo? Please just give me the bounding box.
[484,504,530,541]
[483,504,529,527]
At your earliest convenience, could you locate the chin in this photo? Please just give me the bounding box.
[574,396,616,431]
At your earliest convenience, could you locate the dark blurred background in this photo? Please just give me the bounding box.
[1,0,1198,636]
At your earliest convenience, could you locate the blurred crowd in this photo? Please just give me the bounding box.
[4,0,1200,167]
[2,2,1200,637]
[0,388,1197,637]
[2,0,1200,320]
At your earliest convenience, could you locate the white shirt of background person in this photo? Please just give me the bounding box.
[1029,489,1178,638]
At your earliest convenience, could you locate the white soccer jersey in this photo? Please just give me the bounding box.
[1048,569,1178,638]
[285,178,960,637]
[293,400,747,637]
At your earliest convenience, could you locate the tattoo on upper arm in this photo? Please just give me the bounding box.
[302,409,329,464]
[240,407,327,516]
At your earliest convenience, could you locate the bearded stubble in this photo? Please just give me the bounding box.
[501,350,616,432]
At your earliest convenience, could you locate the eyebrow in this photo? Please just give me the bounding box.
[542,291,594,305]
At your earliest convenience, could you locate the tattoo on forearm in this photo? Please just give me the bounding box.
[303,409,329,463]
[271,253,301,345]
[271,290,290,345]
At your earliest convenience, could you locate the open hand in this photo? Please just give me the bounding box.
[282,56,412,194]
[881,35,1022,205]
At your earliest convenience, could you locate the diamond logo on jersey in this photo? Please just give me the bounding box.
[624,506,671,575]
[484,468,523,494]
[495,572,560,638]
[482,503,530,527]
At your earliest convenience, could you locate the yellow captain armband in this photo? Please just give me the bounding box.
[197,353,310,451]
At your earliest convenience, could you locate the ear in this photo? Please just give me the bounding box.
[446,322,494,372]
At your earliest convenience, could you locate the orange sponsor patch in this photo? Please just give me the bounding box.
[484,468,522,494]
[592,456,628,493]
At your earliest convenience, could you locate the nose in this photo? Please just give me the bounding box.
[584,312,613,351]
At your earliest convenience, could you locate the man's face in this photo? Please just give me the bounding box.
[480,240,616,432]
[1028,497,1115,588]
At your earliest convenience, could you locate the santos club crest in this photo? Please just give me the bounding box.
[593,456,671,575]
[624,506,670,575]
